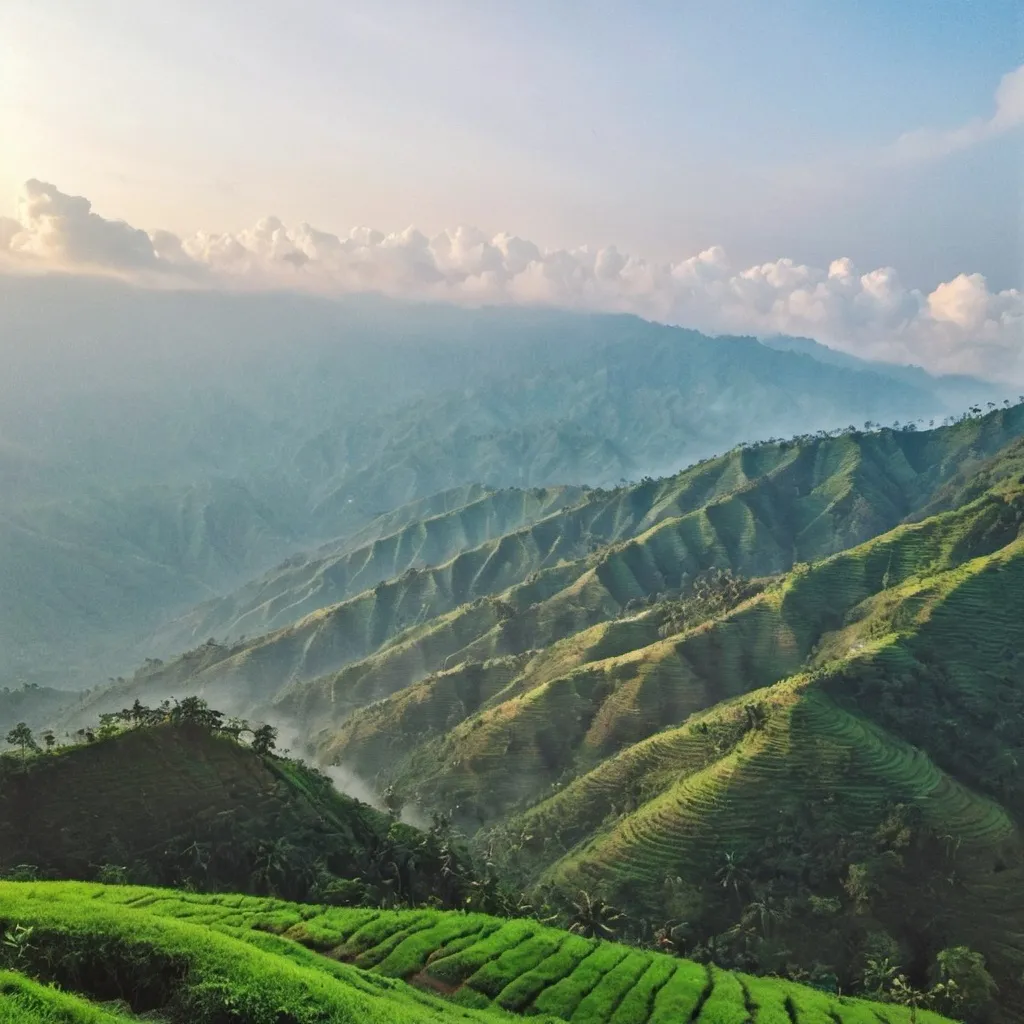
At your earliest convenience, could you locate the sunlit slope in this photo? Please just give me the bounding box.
[79,409,1024,727]
[326,481,1024,825]
[525,540,1024,1008]
[0,883,951,1024]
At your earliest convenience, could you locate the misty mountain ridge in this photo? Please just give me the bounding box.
[0,276,1004,689]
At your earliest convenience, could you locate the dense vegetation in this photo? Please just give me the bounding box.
[6,405,1021,1022]
[0,708,474,912]
[0,882,954,1023]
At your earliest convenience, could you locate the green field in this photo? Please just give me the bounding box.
[0,883,952,1023]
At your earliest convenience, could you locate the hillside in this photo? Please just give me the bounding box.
[362,469,1024,821]
[0,882,953,1023]
[152,482,586,653]
[42,409,1022,1018]
[0,718,468,909]
[315,470,1022,1015]
[73,405,1024,732]
[2,278,992,685]
[0,685,75,738]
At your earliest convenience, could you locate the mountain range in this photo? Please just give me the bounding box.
[0,276,1006,687]
[2,283,1020,1021]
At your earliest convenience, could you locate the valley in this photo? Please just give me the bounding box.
[5,403,1020,1022]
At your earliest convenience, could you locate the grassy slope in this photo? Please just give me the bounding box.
[0,723,389,894]
[0,882,951,1024]
[315,477,1024,1014]
[70,407,1024,730]
[151,483,585,653]
[0,972,135,1023]
[328,474,1024,821]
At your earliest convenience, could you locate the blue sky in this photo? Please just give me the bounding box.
[1,0,1021,291]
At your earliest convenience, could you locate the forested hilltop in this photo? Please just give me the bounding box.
[0,278,1005,687]
[8,403,1017,1021]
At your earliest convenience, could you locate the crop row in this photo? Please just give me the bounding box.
[0,883,951,1024]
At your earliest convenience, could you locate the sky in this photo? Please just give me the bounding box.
[0,0,1022,381]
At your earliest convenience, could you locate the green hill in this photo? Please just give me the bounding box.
[152,482,586,654]
[0,719,468,910]
[29,409,1023,1020]
[321,478,1020,1015]
[0,882,953,1023]
[69,406,1024,731]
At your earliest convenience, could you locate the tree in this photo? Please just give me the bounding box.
[567,889,623,940]
[5,722,38,760]
[929,946,997,1018]
[41,731,56,752]
[715,850,750,907]
[250,724,277,756]
[861,955,900,997]
[171,696,224,731]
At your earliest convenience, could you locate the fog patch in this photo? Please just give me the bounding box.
[322,763,380,808]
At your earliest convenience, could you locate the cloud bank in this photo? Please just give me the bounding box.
[2,179,1021,385]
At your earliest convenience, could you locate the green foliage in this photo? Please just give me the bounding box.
[0,882,955,1023]
[0,970,136,1023]
[0,718,476,911]
[8,408,1024,1022]
[3,724,38,760]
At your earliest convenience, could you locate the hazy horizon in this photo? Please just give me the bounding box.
[2,1,1022,383]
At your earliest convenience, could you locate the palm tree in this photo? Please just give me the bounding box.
[746,892,783,939]
[567,890,623,940]
[715,851,750,907]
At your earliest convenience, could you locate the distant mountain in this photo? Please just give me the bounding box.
[0,683,75,738]
[760,333,1006,408]
[2,275,990,687]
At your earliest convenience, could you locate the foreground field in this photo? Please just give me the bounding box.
[0,883,953,1023]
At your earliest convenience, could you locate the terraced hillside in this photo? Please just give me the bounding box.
[0,883,952,1023]
[315,469,1023,1017]
[332,473,1024,819]
[70,406,1024,730]
[40,411,1023,1019]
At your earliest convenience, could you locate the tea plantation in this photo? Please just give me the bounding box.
[0,883,952,1023]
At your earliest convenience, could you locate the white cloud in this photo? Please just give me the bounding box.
[884,64,1024,166]
[5,179,172,270]
[2,180,1022,384]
